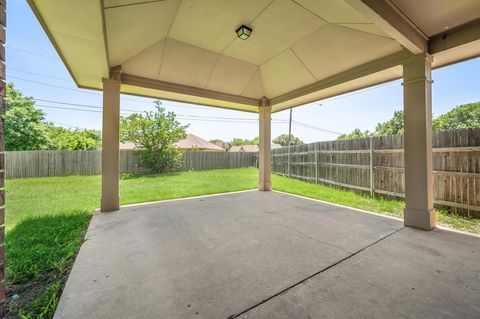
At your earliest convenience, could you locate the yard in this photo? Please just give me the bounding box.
[5,168,480,318]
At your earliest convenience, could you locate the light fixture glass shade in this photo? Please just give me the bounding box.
[236,25,252,40]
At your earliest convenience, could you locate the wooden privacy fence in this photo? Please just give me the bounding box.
[5,150,256,179]
[271,128,480,217]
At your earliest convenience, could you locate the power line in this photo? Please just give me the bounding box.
[9,76,103,96]
[8,67,72,82]
[6,46,61,60]
[292,120,342,135]
[317,104,388,121]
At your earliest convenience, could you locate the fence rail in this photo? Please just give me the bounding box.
[271,128,480,217]
[5,150,256,179]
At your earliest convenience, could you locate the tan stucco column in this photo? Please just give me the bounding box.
[101,78,121,212]
[403,53,436,230]
[258,97,272,191]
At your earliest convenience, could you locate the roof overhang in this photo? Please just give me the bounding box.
[28,0,480,113]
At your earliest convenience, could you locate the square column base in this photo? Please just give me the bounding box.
[101,196,120,212]
[404,207,436,230]
[258,181,272,191]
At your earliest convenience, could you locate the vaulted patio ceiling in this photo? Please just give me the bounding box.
[28,0,480,113]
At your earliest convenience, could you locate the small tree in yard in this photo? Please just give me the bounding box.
[120,101,188,173]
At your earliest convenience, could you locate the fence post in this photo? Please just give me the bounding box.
[369,137,374,196]
[287,146,291,177]
[315,143,318,184]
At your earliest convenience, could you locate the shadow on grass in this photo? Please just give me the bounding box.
[5,211,92,319]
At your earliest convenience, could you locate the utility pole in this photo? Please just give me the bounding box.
[287,108,292,177]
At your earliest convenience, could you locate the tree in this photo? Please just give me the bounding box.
[47,126,101,150]
[374,110,404,136]
[231,137,258,146]
[120,101,188,173]
[5,83,50,150]
[337,128,372,140]
[433,102,480,131]
[273,134,304,146]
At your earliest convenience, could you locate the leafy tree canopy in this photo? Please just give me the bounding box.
[120,101,188,173]
[231,137,259,146]
[337,128,372,141]
[5,83,50,151]
[47,126,101,150]
[272,134,304,146]
[432,102,480,131]
[337,102,480,140]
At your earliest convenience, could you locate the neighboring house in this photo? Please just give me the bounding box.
[176,134,224,152]
[229,143,282,152]
[119,142,137,150]
[228,144,258,152]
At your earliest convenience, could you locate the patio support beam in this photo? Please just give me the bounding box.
[402,53,436,230]
[258,97,272,191]
[101,75,121,212]
[346,0,427,54]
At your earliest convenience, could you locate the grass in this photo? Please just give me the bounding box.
[272,174,480,234]
[5,168,258,318]
[4,168,480,317]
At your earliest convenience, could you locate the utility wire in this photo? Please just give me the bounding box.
[6,46,61,60]
[8,67,72,82]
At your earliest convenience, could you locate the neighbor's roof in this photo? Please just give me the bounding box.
[28,0,480,113]
[176,134,224,151]
[119,141,137,150]
[229,145,259,152]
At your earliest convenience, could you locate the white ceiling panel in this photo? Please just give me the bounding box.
[206,55,258,96]
[223,0,326,65]
[293,24,402,80]
[169,0,272,53]
[122,39,165,79]
[242,69,265,99]
[159,38,219,88]
[105,0,181,66]
[261,49,316,97]
[294,0,371,23]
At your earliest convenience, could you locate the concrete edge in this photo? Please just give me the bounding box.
[272,190,404,222]
[94,189,258,214]
[273,190,480,239]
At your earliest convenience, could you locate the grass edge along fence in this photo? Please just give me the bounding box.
[271,128,480,217]
[5,150,257,179]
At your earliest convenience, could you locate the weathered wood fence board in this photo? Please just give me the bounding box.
[272,128,480,217]
[6,151,256,179]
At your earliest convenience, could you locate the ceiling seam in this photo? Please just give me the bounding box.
[156,37,169,80]
[99,0,111,72]
[240,67,262,98]
[259,23,329,67]
[104,0,166,10]
[385,0,428,40]
[166,0,183,38]
[203,53,222,89]
[290,0,329,24]
[334,24,395,41]
[220,0,274,55]
[289,48,318,81]
[119,38,165,69]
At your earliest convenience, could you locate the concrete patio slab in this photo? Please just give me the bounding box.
[54,191,480,319]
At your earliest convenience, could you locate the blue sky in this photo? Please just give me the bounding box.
[7,1,480,143]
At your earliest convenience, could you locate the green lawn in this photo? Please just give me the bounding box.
[5,168,480,318]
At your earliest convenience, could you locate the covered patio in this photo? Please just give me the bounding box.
[55,191,480,318]
[21,0,480,318]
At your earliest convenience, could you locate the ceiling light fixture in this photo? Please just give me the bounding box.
[236,25,252,40]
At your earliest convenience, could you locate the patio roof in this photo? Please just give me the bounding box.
[27,0,480,113]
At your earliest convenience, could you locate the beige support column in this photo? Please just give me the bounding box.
[258,97,272,191]
[101,78,121,212]
[0,1,6,316]
[402,53,436,230]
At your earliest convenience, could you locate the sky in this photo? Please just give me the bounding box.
[6,1,480,143]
